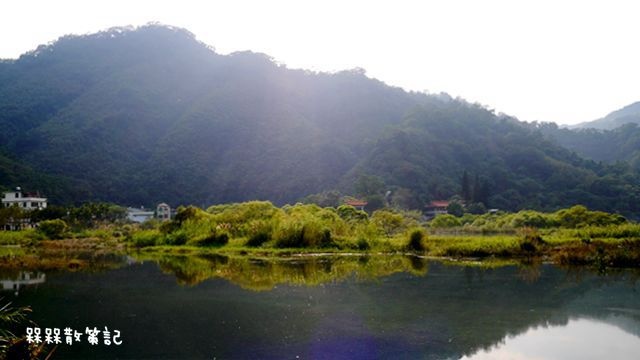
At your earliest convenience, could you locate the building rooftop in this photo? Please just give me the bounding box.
[344,199,368,207]
[426,200,450,208]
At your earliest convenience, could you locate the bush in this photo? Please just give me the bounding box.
[165,231,188,246]
[518,227,545,253]
[357,238,370,251]
[406,228,428,252]
[336,205,368,222]
[553,205,626,228]
[274,220,332,248]
[371,210,405,237]
[446,202,464,217]
[37,219,68,239]
[130,230,161,247]
[246,231,270,247]
[429,214,462,228]
[198,231,229,247]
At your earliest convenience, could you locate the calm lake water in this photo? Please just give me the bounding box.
[3,255,640,359]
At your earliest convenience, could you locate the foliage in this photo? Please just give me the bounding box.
[37,219,68,239]
[0,206,27,228]
[406,228,428,252]
[518,227,546,254]
[196,230,229,247]
[245,231,270,247]
[431,205,628,233]
[371,210,406,237]
[430,214,462,228]
[446,202,464,217]
[130,230,161,247]
[336,205,368,222]
[0,300,40,359]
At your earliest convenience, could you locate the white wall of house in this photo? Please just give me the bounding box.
[156,203,171,221]
[2,188,47,210]
[127,207,154,223]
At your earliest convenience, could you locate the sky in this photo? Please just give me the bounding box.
[1,0,639,125]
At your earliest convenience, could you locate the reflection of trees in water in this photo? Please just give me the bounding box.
[122,253,640,358]
[517,261,542,283]
[138,254,428,290]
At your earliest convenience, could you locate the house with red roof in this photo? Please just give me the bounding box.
[425,200,450,217]
[343,198,368,211]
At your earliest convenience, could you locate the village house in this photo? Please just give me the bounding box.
[344,198,368,211]
[425,200,450,218]
[126,206,155,223]
[2,187,47,210]
[156,203,172,221]
[1,187,48,230]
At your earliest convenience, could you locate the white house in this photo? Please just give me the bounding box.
[157,203,171,221]
[127,207,155,223]
[2,187,47,210]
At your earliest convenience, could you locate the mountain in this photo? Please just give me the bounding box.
[539,122,640,167]
[1,24,640,216]
[572,101,640,130]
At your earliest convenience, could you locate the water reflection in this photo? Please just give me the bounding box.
[133,253,428,290]
[0,271,46,296]
[462,317,640,360]
[8,257,640,359]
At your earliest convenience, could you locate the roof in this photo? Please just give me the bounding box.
[344,199,368,207]
[426,200,450,208]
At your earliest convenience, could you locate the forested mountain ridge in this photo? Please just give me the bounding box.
[572,101,640,130]
[538,122,640,168]
[1,24,639,216]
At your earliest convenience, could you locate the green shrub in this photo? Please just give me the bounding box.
[518,227,545,253]
[130,230,161,247]
[197,230,229,247]
[165,231,188,246]
[37,219,68,239]
[274,220,332,248]
[357,238,371,251]
[429,214,461,228]
[371,210,405,237]
[336,205,368,222]
[246,231,270,247]
[406,228,427,252]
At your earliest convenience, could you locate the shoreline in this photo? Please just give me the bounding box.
[2,236,639,272]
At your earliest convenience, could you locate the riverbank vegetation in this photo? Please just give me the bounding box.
[121,202,640,269]
[2,201,640,269]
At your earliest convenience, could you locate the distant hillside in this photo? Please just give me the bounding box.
[573,102,640,130]
[539,122,640,166]
[2,24,640,215]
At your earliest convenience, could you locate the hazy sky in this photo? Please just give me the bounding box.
[1,0,639,125]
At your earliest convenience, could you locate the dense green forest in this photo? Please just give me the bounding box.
[1,25,640,216]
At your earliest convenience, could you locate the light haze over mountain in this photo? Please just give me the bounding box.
[1,25,640,216]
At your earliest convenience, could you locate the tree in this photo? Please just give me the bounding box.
[37,219,68,239]
[466,202,487,215]
[371,210,404,237]
[355,174,385,197]
[429,214,462,228]
[461,170,471,201]
[447,202,464,217]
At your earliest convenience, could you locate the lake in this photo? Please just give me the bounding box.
[3,254,640,359]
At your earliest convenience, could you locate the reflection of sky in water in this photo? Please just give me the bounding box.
[462,317,640,360]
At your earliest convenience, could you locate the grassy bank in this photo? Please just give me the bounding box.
[3,202,640,270]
